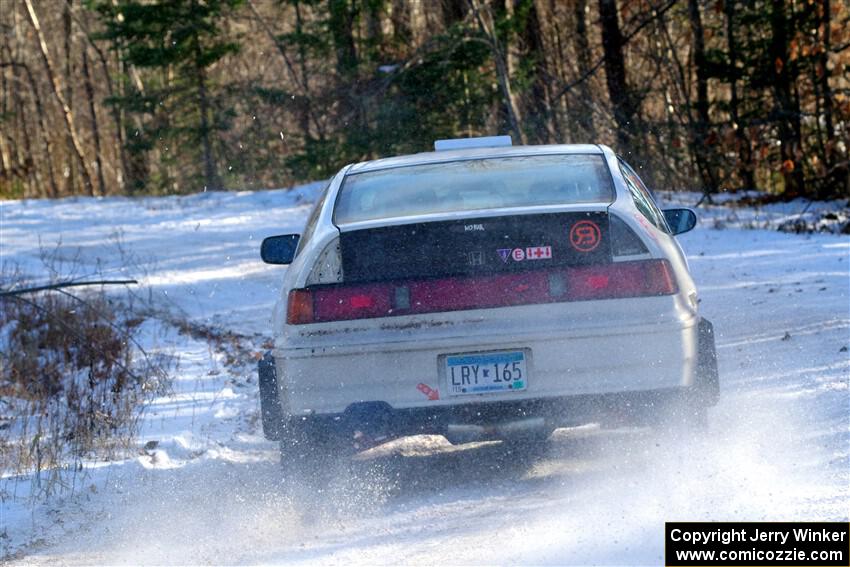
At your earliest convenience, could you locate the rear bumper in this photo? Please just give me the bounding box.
[287,386,707,444]
[274,309,700,416]
[260,318,719,441]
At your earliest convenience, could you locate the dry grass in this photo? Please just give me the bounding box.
[0,264,169,497]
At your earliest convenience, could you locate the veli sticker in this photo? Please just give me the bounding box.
[501,246,551,262]
[569,220,601,252]
[525,246,552,260]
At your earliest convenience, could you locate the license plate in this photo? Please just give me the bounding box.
[444,351,528,396]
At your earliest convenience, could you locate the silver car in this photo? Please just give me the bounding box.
[258,137,719,471]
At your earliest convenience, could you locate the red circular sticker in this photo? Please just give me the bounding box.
[569,220,601,252]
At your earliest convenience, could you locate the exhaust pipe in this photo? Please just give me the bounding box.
[446,417,546,444]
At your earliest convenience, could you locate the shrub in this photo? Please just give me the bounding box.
[0,268,168,496]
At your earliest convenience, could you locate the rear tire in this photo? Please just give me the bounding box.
[646,396,707,439]
[279,420,354,490]
[673,397,709,431]
[697,318,720,406]
[258,352,283,441]
[500,428,553,459]
[653,318,719,434]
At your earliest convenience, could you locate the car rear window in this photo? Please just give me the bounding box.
[334,154,614,224]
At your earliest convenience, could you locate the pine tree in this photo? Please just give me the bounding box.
[92,0,242,192]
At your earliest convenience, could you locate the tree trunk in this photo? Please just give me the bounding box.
[597,0,634,154]
[769,0,805,195]
[470,0,526,144]
[724,0,756,190]
[518,0,553,143]
[82,47,105,196]
[5,61,59,198]
[686,0,719,196]
[101,50,129,194]
[390,0,411,43]
[329,0,358,80]
[815,0,846,197]
[571,0,595,139]
[194,43,218,191]
[294,0,313,141]
[246,0,321,142]
[116,49,146,194]
[65,0,129,192]
[24,0,95,196]
[0,61,36,195]
[63,0,75,195]
[365,0,383,53]
[14,79,37,198]
[817,0,835,152]
[442,0,466,27]
[329,0,365,157]
[0,66,11,177]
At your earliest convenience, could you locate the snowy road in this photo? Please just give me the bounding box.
[1,188,848,565]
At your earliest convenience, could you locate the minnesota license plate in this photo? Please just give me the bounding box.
[445,351,528,396]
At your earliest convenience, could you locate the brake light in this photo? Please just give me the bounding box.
[285,260,677,324]
[586,275,610,289]
[349,294,373,309]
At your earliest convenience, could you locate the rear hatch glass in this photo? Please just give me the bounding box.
[334,154,614,224]
[335,154,615,284]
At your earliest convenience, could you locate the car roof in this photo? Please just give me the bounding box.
[346,144,607,175]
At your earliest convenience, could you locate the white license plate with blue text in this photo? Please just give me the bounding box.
[445,351,528,396]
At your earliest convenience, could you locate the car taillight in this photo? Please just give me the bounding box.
[286,289,315,324]
[286,259,677,324]
[567,260,676,300]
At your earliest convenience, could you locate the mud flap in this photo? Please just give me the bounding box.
[697,318,720,406]
[259,351,283,440]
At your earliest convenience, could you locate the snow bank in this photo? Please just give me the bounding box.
[658,191,850,235]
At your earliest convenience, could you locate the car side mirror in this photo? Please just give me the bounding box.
[260,234,300,264]
[663,208,697,235]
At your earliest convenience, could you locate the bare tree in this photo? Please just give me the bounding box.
[0,61,60,197]
[469,0,526,143]
[768,0,805,195]
[571,0,596,139]
[24,0,96,196]
[597,0,635,154]
[723,0,755,190]
[81,47,106,195]
[686,0,719,194]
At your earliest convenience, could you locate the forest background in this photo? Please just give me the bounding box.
[0,0,847,201]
